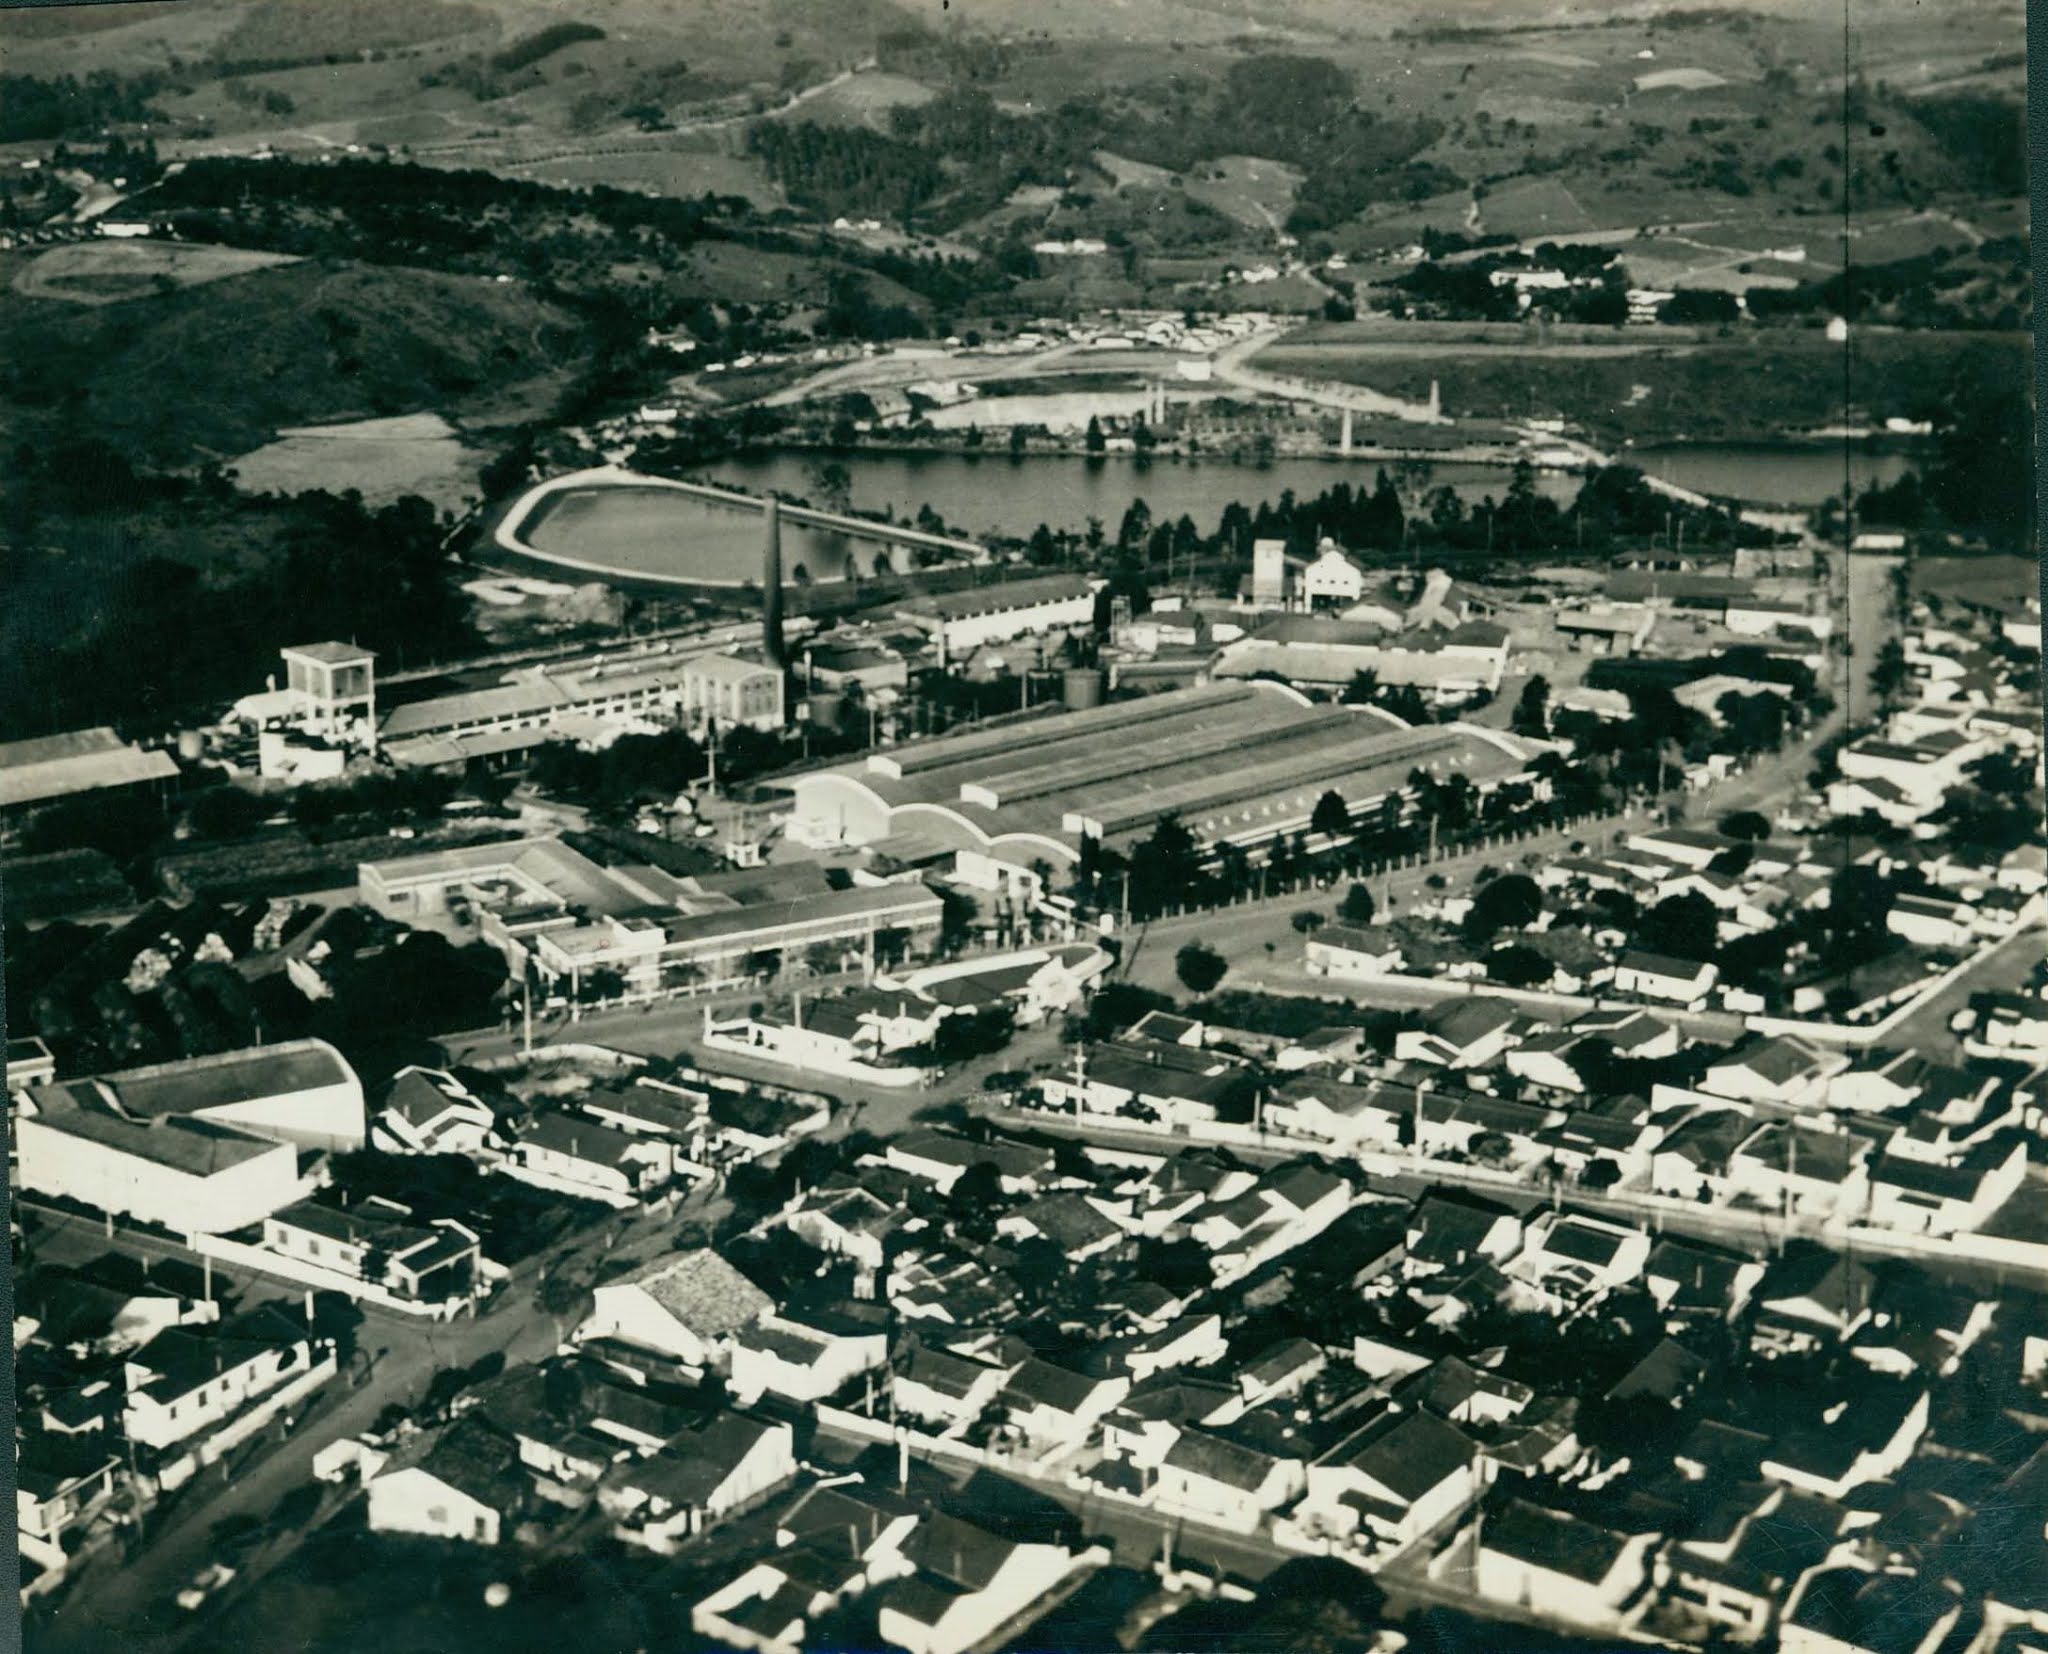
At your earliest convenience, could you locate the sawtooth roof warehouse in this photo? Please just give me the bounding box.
[786,681,1542,870]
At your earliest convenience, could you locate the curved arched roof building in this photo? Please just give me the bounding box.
[787,682,1538,869]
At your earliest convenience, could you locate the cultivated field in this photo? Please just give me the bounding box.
[1183,155,1303,231]
[12,240,299,306]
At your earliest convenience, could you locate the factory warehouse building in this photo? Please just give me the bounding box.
[786,682,1538,875]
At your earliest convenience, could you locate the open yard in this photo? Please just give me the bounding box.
[12,240,300,306]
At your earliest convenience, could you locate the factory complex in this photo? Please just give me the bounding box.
[786,681,1541,870]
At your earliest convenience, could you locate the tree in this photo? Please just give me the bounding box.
[1720,809,1772,840]
[1175,942,1228,995]
[1461,872,1543,942]
[1487,944,1552,987]
[1310,789,1353,840]
[1084,415,1106,454]
[1870,638,1910,711]
[1291,910,1326,935]
[1511,674,1551,737]
[1636,891,1718,959]
[1340,883,1376,926]
[938,887,980,954]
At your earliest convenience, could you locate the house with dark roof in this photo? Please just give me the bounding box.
[367,1416,526,1545]
[875,1510,1079,1654]
[882,1130,1054,1197]
[1867,1139,2028,1237]
[1265,1074,1408,1150]
[1645,1237,1766,1323]
[1781,1566,1961,1654]
[1395,996,1526,1070]
[1649,1107,1756,1203]
[601,1410,797,1552]
[994,1192,1127,1263]
[1405,1190,1524,1277]
[262,1195,482,1306]
[1302,1408,1479,1552]
[1755,1382,1929,1501]
[1727,1122,1873,1217]
[1154,1428,1305,1532]
[1399,1355,1533,1429]
[509,1111,676,1206]
[1612,951,1719,1007]
[1753,1245,1878,1356]
[371,1067,502,1157]
[15,1435,121,1568]
[1002,1358,1128,1453]
[891,1342,1017,1433]
[1656,1487,1843,1642]
[729,1304,890,1408]
[1235,1337,1328,1409]
[1475,1500,1655,1630]
[1704,1036,1850,1110]
[120,1303,328,1451]
[782,1183,922,1273]
[1509,1211,1651,1309]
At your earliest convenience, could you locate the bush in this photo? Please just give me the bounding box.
[1290,910,1326,934]
[1175,942,1228,995]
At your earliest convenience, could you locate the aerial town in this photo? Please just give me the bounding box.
[2,3,2040,1654]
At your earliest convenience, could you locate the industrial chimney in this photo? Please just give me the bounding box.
[761,497,788,668]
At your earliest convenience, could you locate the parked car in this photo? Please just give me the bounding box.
[176,1563,237,1611]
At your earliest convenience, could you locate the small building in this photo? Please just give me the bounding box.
[1475,1500,1654,1628]
[875,1512,1079,1654]
[367,1417,525,1545]
[1612,951,1718,1007]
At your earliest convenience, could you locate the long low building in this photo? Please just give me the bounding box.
[786,681,1537,872]
[1213,615,1511,701]
[0,727,180,819]
[896,574,1101,657]
[360,837,943,997]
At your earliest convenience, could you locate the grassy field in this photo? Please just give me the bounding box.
[1183,155,1303,231]
[1252,327,2031,444]
[225,413,483,509]
[497,146,785,207]
[11,240,301,305]
[0,255,591,469]
[770,69,935,130]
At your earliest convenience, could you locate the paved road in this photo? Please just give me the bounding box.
[24,1177,725,1654]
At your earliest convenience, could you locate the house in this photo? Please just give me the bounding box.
[1002,1358,1129,1453]
[1265,1075,1408,1151]
[1305,925,1406,979]
[1627,825,1738,873]
[578,1249,773,1372]
[1608,1338,1708,1406]
[1825,774,1936,826]
[1039,1039,1255,1127]
[1656,1489,1841,1642]
[729,1310,889,1407]
[1474,1500,1654,1628]
[1302,1408,1479,1551]
[1234,1337,1327,1408]
[1886,891,1978,950]
[120,1304,325,1450]
[875,1511,1078,1654]
[1645,1238,1765,1322]
[1781,1566,1962,1654]
[1116,1313,1229,1383]
[1867,1140,2027,1236]
[1649,1108,1754,1203]
[1826,1050,1949,1115]
[783,1184,920,1273]
[261,1197,482,1304]
[892,1342,1015,1431]
[16,1436,121,1564]
[1702,1037,1849,1109]
[371,1067,500,1157]
[1727,1123,1869,1218]
[1511,1212,1652,1306]
[602,1412,797,1551]
[1406,1191,1524,1276]
[510,1112,674,1204]
[1155,1429,1305,1530]
[883,1130,1053,1197]
[1613,951,1719,1007]
[1753,1246,1878,1353]
[690,1560,828,1654]
[1399,1355,1533,1429]
[1395,996,1524,1069]
[367,1417,524,1545]
[995,1193,1127,1263]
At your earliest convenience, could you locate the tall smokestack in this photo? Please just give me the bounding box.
[761,497,787,668]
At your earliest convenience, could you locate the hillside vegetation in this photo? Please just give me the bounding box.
[0,256,592,468]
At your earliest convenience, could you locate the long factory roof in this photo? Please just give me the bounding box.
[792,682,1536,863]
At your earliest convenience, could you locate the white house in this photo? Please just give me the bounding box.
[1154,1429,1305,1531]
[578,1249,773,1372]
[876,1512,1079,1654]
[121,1305,324,1451]
[728,1313,888,1407]
[509,1113,674,1205]
[367,1418,523,1546]
[1866,1142,2027,1237]
[1304,925,1406,980]
[1701,1037,1849,1110]
[371,1067,500,1157]
[1298,541,1369,608]
[602,1412,797,1551]
[1780,1565,1961,1654]
[1886,892,1977,950]
[1613,951,1718,1007]
[1475,1501,1655,1629]
[891,1343,1016,1432]
[1301,1407,1479,1551]
[1001,1358,1128,1453]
